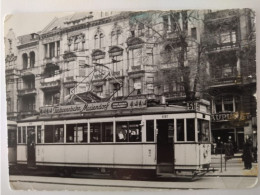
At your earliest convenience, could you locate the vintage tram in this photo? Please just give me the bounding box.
[7,120,17,166]
[14,99,212,179]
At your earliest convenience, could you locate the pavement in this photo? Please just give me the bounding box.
[207,153,258,177]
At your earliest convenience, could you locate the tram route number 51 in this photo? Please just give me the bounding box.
[187,102,200,111]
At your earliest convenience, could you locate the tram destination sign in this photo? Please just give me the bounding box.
[39,99,147,115]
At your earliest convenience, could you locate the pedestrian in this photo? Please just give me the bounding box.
[242,138,253,169]
[225,137,234,160]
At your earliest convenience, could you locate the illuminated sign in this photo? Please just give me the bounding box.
[40,99,147,115]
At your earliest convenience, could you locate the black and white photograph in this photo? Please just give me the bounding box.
[1,0,259,193]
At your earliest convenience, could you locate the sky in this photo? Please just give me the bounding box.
[4,12,73,37]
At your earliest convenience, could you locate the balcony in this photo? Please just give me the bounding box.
[206,41,238,52]
[159,62,178,70]
[163,91,186,99]
[93,74,105,81]
[210,76,242,87]
[205,10,238,21]
[40,75,61,90]
[43,56,61,65]
[5,68,20,77]
[18,88,36,96]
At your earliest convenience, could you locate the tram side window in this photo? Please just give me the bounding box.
[90,122,113,142]
[177,119,184,141]
[22,127,26,143]
[45,125,64,143]
[54,125,64,142]
[116,121,142,142]
[77,124,88,142]
[146,120,154,142]
[198,119,210,142]
[116,122,128,142]
[102,123,113,142]
[90,123,101,142]
[66,124,88,143]
[37,126,41,143]
[187,119,195,141]
[18,127,21,143]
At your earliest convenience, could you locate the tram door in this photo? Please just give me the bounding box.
[27,127,36,167]
[157,119,174,173]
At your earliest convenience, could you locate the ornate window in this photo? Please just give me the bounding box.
[22,53,28,69]
[29,51,35,68]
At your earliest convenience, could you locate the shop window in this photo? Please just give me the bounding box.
[22,127,26,143]
[146,120,154,142]
[116,121,142,142]
[44,125,64,143]
[198,119,210,142]
[177,119,184,141]
[37,126,41,143]
[18,127,21,143]
[187,119,195,141]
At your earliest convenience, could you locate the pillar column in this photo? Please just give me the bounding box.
[236,51,241,76]
[47,44,50,58]
[168,15,171,31]
[54,41,57,57]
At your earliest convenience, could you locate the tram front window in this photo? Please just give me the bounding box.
[187,119,195,141]
[198,119,210,142]
[177,119,184,141]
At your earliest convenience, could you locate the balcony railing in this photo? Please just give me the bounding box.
[41,75,60,89]
[159,62,178,69]
[205,10,238,21]
[93,74,104,80]
[211,76,242,86]
[18,88,36,96]
[131,65,141,71]
[163,91,186,98]
[206,41,238,52]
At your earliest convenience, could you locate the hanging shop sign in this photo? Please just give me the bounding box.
[39,99,147,115]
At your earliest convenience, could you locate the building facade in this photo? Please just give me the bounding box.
[5,10,256,151]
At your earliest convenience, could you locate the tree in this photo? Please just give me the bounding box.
[129,10,210,102]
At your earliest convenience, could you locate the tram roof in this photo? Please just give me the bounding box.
[18,105,200,122]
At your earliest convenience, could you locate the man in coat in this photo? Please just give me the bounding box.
[242,138,253,169]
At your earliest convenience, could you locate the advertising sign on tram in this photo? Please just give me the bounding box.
[39,99,147,115]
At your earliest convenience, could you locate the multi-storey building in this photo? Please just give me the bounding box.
[5,10,256,151]
[204,9,256,150]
